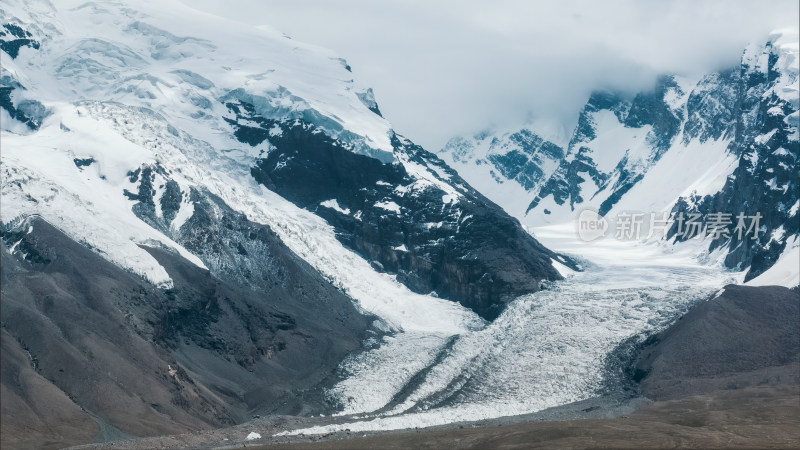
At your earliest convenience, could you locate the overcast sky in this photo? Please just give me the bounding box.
[189,0,798,150]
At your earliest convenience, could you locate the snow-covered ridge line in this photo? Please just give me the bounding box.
[1,0,393,157]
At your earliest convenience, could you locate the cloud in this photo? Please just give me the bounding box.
[188,0,799,149]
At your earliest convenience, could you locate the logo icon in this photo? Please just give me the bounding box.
[576,208,608,242]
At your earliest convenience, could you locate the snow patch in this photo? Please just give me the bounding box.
[550,257,574,277]
[790,200,800,216]
[170,195,194,231]
[245,432,261,441]
[320,199,350,215]
[374,201,401,214]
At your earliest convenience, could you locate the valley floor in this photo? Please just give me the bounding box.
[262,385,800,450]
[67,382,800,449]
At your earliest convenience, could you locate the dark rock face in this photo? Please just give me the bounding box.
[682,69,740,144]
[486,129,565,191]
[0,23,40,58]
[73,157,95,168]
[525,92,615,214]
[440,127,566,199]
[1,22,47,129]
[527,77,685,216]
[668,42,799,280]
[0,217,371,447]
[221,98,569,320]
[630,285,800,400]
[529,145,605,212]
[0,77,47,130]
[624,75,684,155]
[117,171,377,372]
[0,24,46,129]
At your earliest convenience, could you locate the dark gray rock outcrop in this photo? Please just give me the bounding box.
[221,99,573,320]
[631,284,800,400]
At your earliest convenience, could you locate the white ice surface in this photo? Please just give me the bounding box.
[606,137,736,217]
[1,107,207,287]
[279,223,742,436]
[581,110,653,174]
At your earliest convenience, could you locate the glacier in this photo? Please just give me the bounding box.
[279,224,743,435]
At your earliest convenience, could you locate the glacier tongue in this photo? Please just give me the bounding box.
[280,224,742,435]
[1,14,494,437]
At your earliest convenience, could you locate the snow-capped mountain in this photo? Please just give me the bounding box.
[440,30,799,282]
[0,0,576,442]
[1,0,567,320]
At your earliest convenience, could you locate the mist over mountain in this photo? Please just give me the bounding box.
[190,0,800,150]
